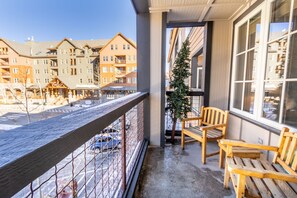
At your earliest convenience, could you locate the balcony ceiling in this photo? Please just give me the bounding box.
[133,0,253,22]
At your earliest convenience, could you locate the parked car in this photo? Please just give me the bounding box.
[90,134,121,151]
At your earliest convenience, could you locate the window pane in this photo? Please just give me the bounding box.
[262,82,282,122]
[233,83,243,109]
[243,82,255,113]
[237,22,247,53]
[265,37,287,80]
[269,0,290,41]
[282,81,297,127]
[248,12,261,49]
[246,49,257,80]
[287,33,297,78]
[292,0,297,31]
[235,54,245,81]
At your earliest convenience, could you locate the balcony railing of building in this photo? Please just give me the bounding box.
[1,72,11,77]
[0,62,9,67]
[115,59,126,64]
[165,91,204,138]
[0,92,149,197]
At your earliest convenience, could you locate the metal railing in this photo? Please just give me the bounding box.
[165,91,204,137]
[0,92,148,197]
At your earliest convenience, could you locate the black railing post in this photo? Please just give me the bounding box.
[121,114,127,191]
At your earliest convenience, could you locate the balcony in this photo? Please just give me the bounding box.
[115,71,126,78]
[0,62,9,68]
[1,72,11,78]
[0,93,148,197]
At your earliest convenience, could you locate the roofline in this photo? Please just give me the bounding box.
[0,38,22,56]
[55,38,78,49]
[99,33,137,53]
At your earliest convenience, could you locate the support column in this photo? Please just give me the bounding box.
[149,12,167,146]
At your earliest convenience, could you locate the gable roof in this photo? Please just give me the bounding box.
[99,33,136,52]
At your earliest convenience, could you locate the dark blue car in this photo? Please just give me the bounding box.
[90,134,121,151]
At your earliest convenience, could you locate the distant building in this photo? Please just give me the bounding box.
[0,33,137,103]
[99,33,137,98]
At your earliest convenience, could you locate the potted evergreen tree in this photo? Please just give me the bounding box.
[167,38,191,144]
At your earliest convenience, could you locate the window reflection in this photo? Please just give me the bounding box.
[243,83,255,113]
[235,54,245,81]
[282,82,297,127]
[246,50,257,80]
[265,37,287,80]
[269,0,290,41]
[262,82,282,122]
[237,22,247,53]
[234,83,243,110]
[248,12,261,49]
[287,33,297,78]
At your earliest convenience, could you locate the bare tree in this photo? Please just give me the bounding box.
[5,67,34,124]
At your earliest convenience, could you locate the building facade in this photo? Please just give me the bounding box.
[99,33,137,99]
[0,33,137,103]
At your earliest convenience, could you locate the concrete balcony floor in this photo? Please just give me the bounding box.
[135,141,236,198]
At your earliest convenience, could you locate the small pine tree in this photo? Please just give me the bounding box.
[167,39,191,143]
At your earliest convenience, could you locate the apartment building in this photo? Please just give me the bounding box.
[99,33,137,97]
[0,33,137,102]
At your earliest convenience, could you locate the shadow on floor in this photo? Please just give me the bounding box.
[134,141,235,198]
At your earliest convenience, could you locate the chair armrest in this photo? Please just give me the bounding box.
[182,117,202,122]
[228,163,297,183]
[200,123,226,130]
[220,139,279,152]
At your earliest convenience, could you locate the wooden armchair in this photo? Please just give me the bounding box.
[181,106,229,164]
[221,127,297,198]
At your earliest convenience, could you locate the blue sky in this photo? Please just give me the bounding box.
[0,0,136,42]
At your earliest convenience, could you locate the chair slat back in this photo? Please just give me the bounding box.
[200,106,229,135]
[274,128,297,174]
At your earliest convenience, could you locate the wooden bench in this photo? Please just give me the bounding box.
[181,106,229,164]
[222,127,297,198]
[218,140,262,168]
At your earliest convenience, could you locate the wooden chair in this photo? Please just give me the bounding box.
[181,106,229,164]
[222,127,297,198]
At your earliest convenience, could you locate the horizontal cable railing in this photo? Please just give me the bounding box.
[165,91,204,138]
[0,92,149,197]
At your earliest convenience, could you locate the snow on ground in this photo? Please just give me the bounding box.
[0,124,21,131]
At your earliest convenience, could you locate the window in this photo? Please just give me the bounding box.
[123,44,126,50]
[14,78,19,83]
[127,67,130,73]
[80,68,83,73]
[230,0,297,129]
[13,68,18,73]
[102,66,108,73]
[12,58,17,63]
[111,44,114,50]
[45,79,49,83]
[115,44,118,50]
[80,79,83,83]
[133,55,136,61]
[127,77,131,83]
[70,58,76,66]
[132,77,137,84]
[111,56,113,61]
[127,44,130,50]
[35,69,40,74]
[128,55,131,61]
[71,68,77,75]
[0,47,8,55]
[44,69,48,74]
[88,69,92,74]
[88,79,93,83]
[36,78,40,83]
[196,67,203,90]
